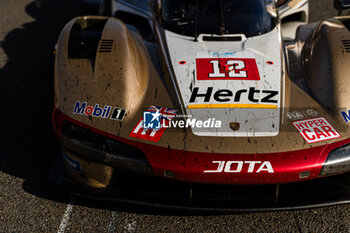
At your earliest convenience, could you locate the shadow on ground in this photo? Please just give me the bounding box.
[0,0,83,202]
[0,0,198,215]
[0,0,183,215]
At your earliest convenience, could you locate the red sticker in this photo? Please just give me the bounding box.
[129,119,167,142]
[196,58,260,80]
[293,117,340,144]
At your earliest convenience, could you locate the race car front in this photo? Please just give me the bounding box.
[50,0,350,210]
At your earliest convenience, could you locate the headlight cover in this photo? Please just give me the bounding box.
[320,143,350,176]
[61,120,153,175]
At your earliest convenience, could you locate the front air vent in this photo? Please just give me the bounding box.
[68,18,108,59]
[341,40,350,53]
[99,39,114,53]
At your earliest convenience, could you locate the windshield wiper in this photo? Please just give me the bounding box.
[219,0,226,35]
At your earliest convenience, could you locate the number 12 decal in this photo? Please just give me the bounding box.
[196,58,260,81]
[209,60,247,78]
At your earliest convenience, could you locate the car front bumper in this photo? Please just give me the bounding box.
[50,153,350,212]
[52,107,350,185]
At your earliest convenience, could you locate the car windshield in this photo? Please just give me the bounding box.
[161,0,276,38]
[120,0,150,11]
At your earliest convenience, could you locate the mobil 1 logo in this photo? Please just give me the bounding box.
[110,107,126,121]
[73,101,126,121]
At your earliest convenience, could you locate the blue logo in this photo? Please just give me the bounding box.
[143,111,162,129]
[212,52,236,56]
[63,152,82,173]
[341,110,350,123]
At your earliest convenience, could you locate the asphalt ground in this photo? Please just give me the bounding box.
[0,0,349,232]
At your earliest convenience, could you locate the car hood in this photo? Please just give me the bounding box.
[165,28,282,137]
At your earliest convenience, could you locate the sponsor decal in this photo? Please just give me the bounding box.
[130,106,177,142]
[212,52,236,56]
[287,111,304,120]
[73,101,126,121]
[196,58,260,80]
[143,111,162,129]
[204,161,274,173]
[341,110,350,123]
[287,109,318,120]
[63,152,81,173]
[130,120,166,142]
[305,109,319,117]
[293,117,340,144]
[188,87,279,109]
[143,106,177,129]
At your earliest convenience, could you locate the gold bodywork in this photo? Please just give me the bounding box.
[55,16,350,187]
[64,151,113,188]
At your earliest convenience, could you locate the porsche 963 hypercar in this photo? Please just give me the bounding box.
[51,0,350,211]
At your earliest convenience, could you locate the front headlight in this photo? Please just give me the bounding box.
[319,143,350,176]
